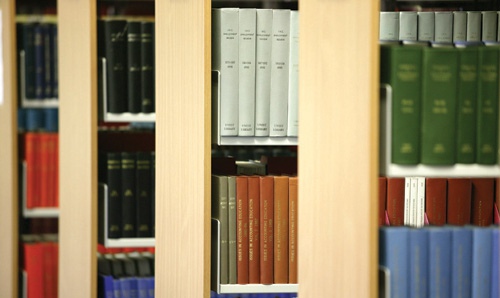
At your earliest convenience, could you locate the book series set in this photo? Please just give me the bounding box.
[23,236,59,298]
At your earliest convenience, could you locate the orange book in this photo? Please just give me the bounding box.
[53,134,59,207]
[274,176,289,284]
[248,176,260,284]
[236,176,249,284]
[24,242,44,298]
[471,178,494,226]
[259,176,274,284]
[46,133,58,207]
[288,176,298,284]
[43,242,58,298]
[25,133,39,208]
[39,133,51,207]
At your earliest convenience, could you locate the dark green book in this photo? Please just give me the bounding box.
[127,21,142,113]
[121,152,136,238]
[106,152,122,239]
[141,21,155,113]
[136,152,152,237]
[456,46,479,164]
[380,44,423,165]
[476,46,499,164]
[421,47,459,165]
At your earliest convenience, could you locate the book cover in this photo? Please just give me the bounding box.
[425,178,447,226]
[247,176,260,284]
[228,176,237,284]
[236,176,249,284]
[447,178,472,226]
[379,227,409,298]
[127,20,142,113]
[452,11,467,42]
[421,47,458,165]
[287,10,299,137]
[472,227,493,298]
[288,176,298,284]
[140,21,155,113]
[98,275,115,298]
[137,277,148,298]
[428,227,452,298]
[136,152,152,237]
[387,177,405,226]
[471,178,494,227]
[212,175,229,284]
[47,133,58,207]
[51,24,58,98]
[409,228,428,298]
[42,23,53,98]
[146,277,154,298]
[274,176,289,284]
[259,176,274,284]
[466,12,481,42]
[39,133,50,207]
[121,152,136,238]
[379,177,387,226]
[450,227,472,298]
[380,44,423,164]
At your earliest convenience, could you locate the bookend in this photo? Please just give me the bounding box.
[378,266,390,298]
[21,162,59,218]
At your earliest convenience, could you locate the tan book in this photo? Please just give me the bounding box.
[288,176,298,283]
[248,176,260,283]
[274,175,289,283]
[259,176,274,284]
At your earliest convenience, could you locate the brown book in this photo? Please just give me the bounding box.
[236,176,249,284]
[259,176,274,284]
[386,178,405,226]
[496,178,500,219]
[447,178,472,225]
[248,176,260,284]
[274,176,289,284]
[288,176,298,284]
[378,177,387,226]
[471,178,494,226]
[425,178,447,226]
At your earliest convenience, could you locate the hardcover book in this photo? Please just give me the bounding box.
[127,20,142,113]
[466,12,481,42]
[379,177,387,226]
[288,176,298,284]
[409,229,428,298]
[450,227,472,298]
[447,178,472,226]
[428,227,452,298]
[136,152,153,237]
[471,178,494,227]
[106,152,122,238]
[452,11,467,43]
[259,176,274,284]
[379,227,409,298]
[287,11,299,137]
[472,227,493,298]
[121,152,137,238]
[387,177,405,226]
[274,176,289,283]
[248,176,260,284]
[236,176,249,284]
[140,21,155,113]
[212,175,229,284]
[228,176,237,284]
[425,178,447,226]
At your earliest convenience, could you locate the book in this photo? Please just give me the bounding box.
[127,20,142,113]
[274,176,289,283]
[259,176,274,284]
[466,12,481,42]
[248,176,260,284]
[42,23,54,98]
[51,24,58,98]
[409,229,428,298]
[399,12,417,42]
[434,12,453,44]
[425,178,447,226]
[212,8,239,136]
[450,227,472,298]
[121,152,136,238]
[47,133,58,207]
[39,133,50,207]
[212,175,229,284]
[238,9,257,136]
[472,227,493,298]
[98,275,115,298]
[150,152,155,237]
[140,21,155,113]
[287,11,299,137]
[476,46,499,164]
[492,228,499,298]
[378,177,387,226]
[409,177,417,226]
[428,227,451,298]
[25,133,39,208]
[404,177,411,226]
[228,176,237,284]
[106,152,122,238]
[379,227,409,298]
[379,12,399,41]
[387,177,405,226]
[34,23,45,99]
[18,21,37,99]
[136,152,152,237]
[416,177,425,228]
[380,44,423,164]
[471,178,494,227]
[481,11,498,43]
[236,176,249,284]
[417,12,434,42]
[447,178,472,226]
[24,242,44,298]
[288,176,298,284]
[421,47,458,165]
[269,9,291,137]
[254,9,273,137]
[452,11,467,43]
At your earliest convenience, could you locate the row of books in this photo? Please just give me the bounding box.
[24,132,59,208]
[380,44,499,165]
[18,108,58,133]
[212,175,298,285]
[98,17,155,114]
[23,236,58,298]
[17,15,58,100]
[210,292,297,298]
[379,177,500,227]
[213,8,299,137]
[379,226,499,298]
[380,11,500,44]
[99,151,155,238]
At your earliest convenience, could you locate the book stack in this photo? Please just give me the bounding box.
[212,9,299,138]
[16,15,58,100]
[22,235,58,298]
[212,175,298,285]
[211,293,297,298]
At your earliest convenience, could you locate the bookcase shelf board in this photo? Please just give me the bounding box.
[104,238,155,248]
[379,85,500,178]
[21,162,59,218]
[19,51,59,108]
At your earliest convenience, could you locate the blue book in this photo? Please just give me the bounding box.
[34,23,45,99]
[137,277,148,298]
[51,24,58,98]
[409,228,428,298]
[379,227,409,298]
[112,278,121,298]
[492,228,499,298]
[98,275,115,298]
[428,227,451,298]
[119,277,133,298]
[145,277,154,298]
[472,227,492,298]
[451,227,472,298]
[25,108,44,131]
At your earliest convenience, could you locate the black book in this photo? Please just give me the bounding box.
[109,257,125,278]
[134,256,152,277]
[121,152,136,238]
[106,152,122,239]
[120,257,138,277]
[127,21,142,113]
[140,21,155,113]
[42,23,54,98]
[34,23,45,99]
[136,152,152,237]
[18,22,37,99]
[52,24,58,98]
[98,255,113,276]
[150,152,155,237]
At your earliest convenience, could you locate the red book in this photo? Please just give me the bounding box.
[46,133,58,207]
[496,178,500,222]
[43,242,58,298]
[288,176,298,284]
[378,177,387,226]
[248,176,260,284]
[425,178,447,226]
[39,133,51,207]
[274,176,289,284]
[53,134,59,207]
[24,242,44,298]
[386,178,405,226]
[259,176,274,284]
[447,178,472,225]
[236,176,249,284]
[471,178,494,226]
[25,133,39,208]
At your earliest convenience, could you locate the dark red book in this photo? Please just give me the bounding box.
[274,176,289,284]
[248,176,260,284]
[39,133,50,207]
[288,176,298,284]
[259,176,274,285]
[24,242,44,298]
[378,177,387,226]
[471,178,494,226]
[46,133,58,207]
[25,133,39,208]
[386,178,405,226]
[43,242,57,298]
[496,178,500,222]
[236,176,249,284]
[425,178,447,226]
[447,178,472,225]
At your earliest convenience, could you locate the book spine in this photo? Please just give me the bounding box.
[404,177,411,226]
[416,177,425,228]
[140,21,155,113]
[25,133,40,208]
[238,9,257,136]
[471,178,494,227]
[452,12,467,43]
[107,152,122,238]
[379,12,399,41]
[409,229,428,298]
[21,22,37,99]
[387,177,405,226]
[150,152,155,237]
[481,11,498,42]
[399,12,417,42]
[434,12,453,44]
[428,228,452,298]
[127,21,142,113]
[466,12,481,42]
[259,176,274,284]
[39,133,50,207]
[42,23,53,98]
[287,11,299,137]
[24,243,44,298]
[34,23,45,99]
[451,227,472,298]
[492,229,499,298]
[379,177,387,226]
[121,152,136,238]
[254,9,273,137]
[228,176,237,284]
[274,176,289,283]
[51,24,58,98]
[472,227,493,298]
[379,227,409,298]
[236,176,249,284]
[410,177,418,227]
[136,152,152,237]
[248,176,260,284]
[421,47,458,165]
[269,9,291,137]
[447,178,472,225]
[212,175,229,284]
[288,176,298,284]
[46,133,57,207]
[425,178,447,226]
[417,12,434,42]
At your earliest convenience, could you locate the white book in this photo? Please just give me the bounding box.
[212,8,239,136]
[466,11,481,42]
[399,12,417,42]
[379,12,399,41]
[410,177,418,227]
[269,9,291,137]
[416,177,426,228]
[434,12,453,43]
[254,9,273,137]
[238,9,257,136]
[418,12,434,42]
[453,11,467,42]
[482,11,498,42]
[287,11,299,137]
[404,177,411,226]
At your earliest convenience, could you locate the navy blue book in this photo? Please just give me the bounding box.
[145,277,154,298]
[119,278,133,298]
[51,24,58,98]
[379,227,409,298]
[98,275,115,298]
[18,22,37,99]
[492,228,499,298]
[409,228,428,298]
[34,23,45,99]
[25,108,44,131]
[112,279,121,298]
[472,227,493,298]
[137,278,148,298]
[42,23,53,98]
[428,227,451,298]
[451,227,472,298]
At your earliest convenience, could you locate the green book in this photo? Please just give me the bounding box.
[380,44,423,164]
[476,46,499,164]
[421,47,459,165]
[456,46,478,164]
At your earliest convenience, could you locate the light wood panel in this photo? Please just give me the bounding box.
[58,1,97,297]
[0,0,18,297]
[298,0,379,297]
[155,0,211,297]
